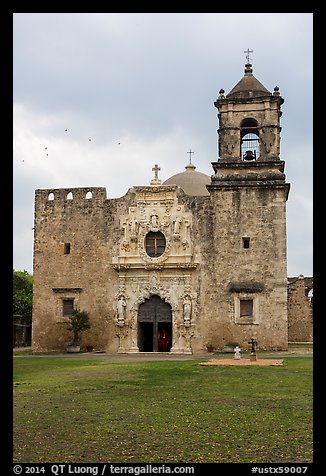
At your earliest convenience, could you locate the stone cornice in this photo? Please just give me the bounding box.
[52,287,83,293]
[112,263,198,271]
[227,282,265,293]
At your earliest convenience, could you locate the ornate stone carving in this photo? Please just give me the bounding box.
[111,185,198,354]
[179,323,195,354]
[116,295,127,326]
[150,273,159,293]
[129,217,139,241]
[150,213,159,231]
[132,284,173,312]
[121,240,130,252]
[162,214,171,229]
[115,324,130,353]
[183,295,192,327]
[113,186,194,269]
[173,217,182,237]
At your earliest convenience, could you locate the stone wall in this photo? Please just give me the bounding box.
[287,275,313,342]
[13,314,31,347]
[32,187,122,352]
[205,188,287,351]
[32,181,291,353]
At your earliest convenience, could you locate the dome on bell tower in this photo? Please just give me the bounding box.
[226,63,272,99]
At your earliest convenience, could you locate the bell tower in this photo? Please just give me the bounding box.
[206,55,291,350]
[213,59,284,164]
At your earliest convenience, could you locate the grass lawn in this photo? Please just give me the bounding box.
[13,356,313,463]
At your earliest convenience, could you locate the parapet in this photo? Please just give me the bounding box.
[35,187,107,207]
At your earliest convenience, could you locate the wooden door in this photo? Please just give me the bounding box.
[138,296,172,351]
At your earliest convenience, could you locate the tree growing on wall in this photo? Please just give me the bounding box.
[13,269,33,325]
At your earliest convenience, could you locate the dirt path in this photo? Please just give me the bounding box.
[200,358,284,366]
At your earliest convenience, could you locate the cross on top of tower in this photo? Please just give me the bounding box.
[187,148,194,164]
[244,48,253,64]
[150,164,162,186]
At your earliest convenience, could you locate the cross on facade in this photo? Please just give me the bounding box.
[248,338,257,354]
[244,48,253,64]
[152,164,160,180]
[150,164,162,186]
[248,337,257,361]
[187,149,194,164]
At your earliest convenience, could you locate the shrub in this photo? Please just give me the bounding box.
[66,309,91,346]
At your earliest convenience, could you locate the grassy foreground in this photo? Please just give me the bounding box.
[13,356,313,463]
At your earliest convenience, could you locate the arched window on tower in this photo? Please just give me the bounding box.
[240,118,260,161]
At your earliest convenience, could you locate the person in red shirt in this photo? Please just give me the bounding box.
[158,328,170,352]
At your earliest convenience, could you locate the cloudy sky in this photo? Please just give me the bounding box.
[13,12,313,277]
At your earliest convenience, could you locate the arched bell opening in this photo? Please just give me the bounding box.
[240,118,260,160]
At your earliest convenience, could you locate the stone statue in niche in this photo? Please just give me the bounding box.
[150,274,158,292]
[150,214,159,231]
[173,217,182,236]
[183,296,192,326]
[116,296,127,326]
[129,218,138,240]
[122,220,128,240]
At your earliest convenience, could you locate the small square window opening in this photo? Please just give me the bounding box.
[242,237,250,249]
[63,299,74,317]
[240,299,253,318]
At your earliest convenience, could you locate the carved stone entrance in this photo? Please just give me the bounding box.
[138,295,172,352]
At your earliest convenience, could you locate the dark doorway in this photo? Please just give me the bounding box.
[138,295,172,352]
[138,322,153,352]
[157,322,172,352]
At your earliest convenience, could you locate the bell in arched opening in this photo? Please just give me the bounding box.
[240,118,259,160]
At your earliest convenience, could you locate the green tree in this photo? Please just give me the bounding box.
[13,269,33,325]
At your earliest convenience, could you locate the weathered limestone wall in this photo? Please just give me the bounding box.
[32,181,291,353]
[32,187,132,352]
[287,275,313,342]
[181,195,213,353]
[201,184,289,351]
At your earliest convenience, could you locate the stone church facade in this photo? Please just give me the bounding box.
[32,61,291,353]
